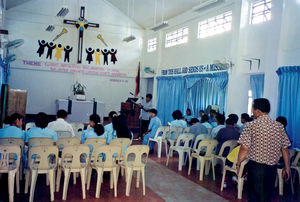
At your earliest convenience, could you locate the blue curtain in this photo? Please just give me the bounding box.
[185,72,228,115]
[156,76,185,125]
[156,71,228,125]
[276,66,300,149]
[250,74,265,99]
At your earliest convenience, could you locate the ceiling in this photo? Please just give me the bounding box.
[106,0,203,29]
[6,0,215,29]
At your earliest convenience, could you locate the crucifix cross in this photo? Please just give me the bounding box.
[64,6,99,64]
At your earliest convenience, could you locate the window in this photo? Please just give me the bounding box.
[247,89,253,115]
[198,11,232,39]
[251,0,272,24]
[147,38,157,52]
[165,27,188,48]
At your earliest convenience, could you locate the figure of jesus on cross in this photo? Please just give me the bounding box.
[64,6,99,64]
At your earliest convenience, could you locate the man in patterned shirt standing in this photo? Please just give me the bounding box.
[236,98,291,202]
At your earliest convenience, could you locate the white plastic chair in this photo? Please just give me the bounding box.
[183,127,190,133]
[119,145,149,196]
[25,146,58,202]
[25,122,35,131]
[166,133,194,171]
[213,140,238,174]
[90,145,121,198]
[28,138,54,148]
[167,127,183,157]
[220,154,249,199]
[56,131,73,139]
[0,145,21,202]
[276,149,296,196]
[207,128,212,135]
[0,138,24,192]
[56,145,90,200]
[188,139,218,181]
[147,126,169,158]
[191,134,211,170]
[291,151,300,187]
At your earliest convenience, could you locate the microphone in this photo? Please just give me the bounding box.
[129,92,144,99]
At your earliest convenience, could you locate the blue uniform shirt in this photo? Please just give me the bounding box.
[184,115,193,122]
[81,128,107,144]
[0,125,25,140]
[104,123,117,144]
[170,119,187,128]
[25,127,58,143]
[148,116,162,138]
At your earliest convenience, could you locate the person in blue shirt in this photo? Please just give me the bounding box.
[170,110,187,128]
[142,109,162,153]
[198,110,205,122]
[200,114,212,129]
[81,114,107,144]
[184,108,193,125]
[104,111,118,144]
[0,113,25,140]
[25,112,58,143]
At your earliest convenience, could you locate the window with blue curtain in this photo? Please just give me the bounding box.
[156,76,185,126]
[156,71,228,125]
[276,66,300,149]
[250,74,264,99]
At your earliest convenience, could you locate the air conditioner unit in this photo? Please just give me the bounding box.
[192,0,220,12]
[151,21,168,32]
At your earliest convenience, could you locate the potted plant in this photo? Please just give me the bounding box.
[72,81,86,101]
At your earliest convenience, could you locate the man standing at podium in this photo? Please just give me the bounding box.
[137,94,153,140]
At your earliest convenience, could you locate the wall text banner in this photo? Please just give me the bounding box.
[12,59,128,77]
[161,63,229,75]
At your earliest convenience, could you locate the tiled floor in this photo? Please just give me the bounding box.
[1,140,299,201]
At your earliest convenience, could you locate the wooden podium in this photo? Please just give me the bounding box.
[121,98,140,130]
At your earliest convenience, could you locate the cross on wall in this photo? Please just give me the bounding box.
[64,6,99,64]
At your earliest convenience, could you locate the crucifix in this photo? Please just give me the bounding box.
[64,6,99,64]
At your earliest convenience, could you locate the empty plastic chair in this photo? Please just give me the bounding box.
[147,126,169,158]
[166,133,194,171]
[188,139,218,181]
[56,131,73,139]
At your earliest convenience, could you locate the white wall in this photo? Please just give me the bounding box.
[142,0,300,120]
[6,0,147,115]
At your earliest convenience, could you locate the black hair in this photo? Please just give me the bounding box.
[172,110,183,120]
[149,108,158,115]
[225,118,235,126]
[190,118,199,124]
[115,114,131,139]
[276,116,287,128]
[5,113,24,125]
[57,109,68,119]
[215,113,225,125]
[201,114,209,123]
[241,113,250,122]
[210,109,216,114]
[228,114,239,124]
[35,112,49,129]
[146,94,152,99]
[186,108,191,115]
[108,111,117,119]
[199,110,205,113]
[253,98,270,113]
[89,114,104,136]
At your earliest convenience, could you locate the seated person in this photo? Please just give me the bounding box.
[198,110,205,122]
[81,114,106,144]
[104,111,118,144]
[170,110,187,128]
[209,110,217,125]
[184,108,193,125]
[0,113,25,140]
[276,116,287,131]
[211,113,225,139]
[240,113,251,133]
[228,114,241,133]
[25,112,58,144]
[48,109,75,137]
[200,114,212,129]
[215,118,240,154]
[142,109,162,153]
[189,118,208,139]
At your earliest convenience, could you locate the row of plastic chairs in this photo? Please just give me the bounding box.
[0,137,149,202]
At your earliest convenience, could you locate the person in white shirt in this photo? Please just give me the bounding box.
[137,94,153,140]
[48,109,75,137]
